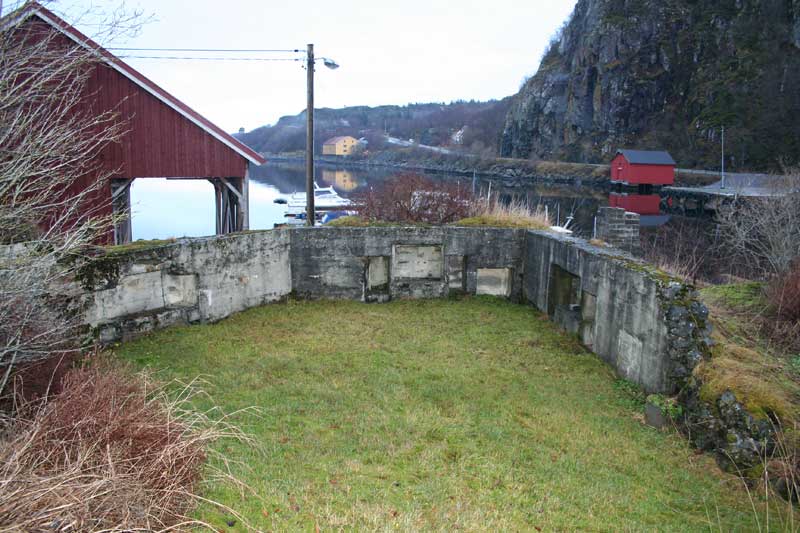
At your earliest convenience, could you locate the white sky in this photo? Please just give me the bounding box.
[16,0,577,133]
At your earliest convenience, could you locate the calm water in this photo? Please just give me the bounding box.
[130,162,663,240]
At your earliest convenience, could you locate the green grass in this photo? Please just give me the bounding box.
[702,281,768,314]
[114,298,781,531]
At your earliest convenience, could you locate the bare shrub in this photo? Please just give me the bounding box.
[715,173,800,278]
[641,218,716,283]
[0,360,252,532]
[0,3,145,394]
[355,173,473,224]
[765,260,800,322]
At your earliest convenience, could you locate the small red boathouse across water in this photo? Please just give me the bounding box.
[611,150,675,186]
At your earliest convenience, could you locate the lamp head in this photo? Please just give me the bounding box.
[322,58,340,70]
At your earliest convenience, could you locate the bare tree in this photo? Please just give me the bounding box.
[715,173,800,278]
[0,1,143,396]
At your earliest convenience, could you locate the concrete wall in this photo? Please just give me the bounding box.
[70,226,697,393]
[289,227,526,302]
[79,230,292,342]
[524,231,670,392]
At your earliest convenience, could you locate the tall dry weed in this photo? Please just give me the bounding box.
[0,360,255,532]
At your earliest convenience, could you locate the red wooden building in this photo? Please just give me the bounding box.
[9,3,265,244]
[608,193,661,215]
[610,150,675,186]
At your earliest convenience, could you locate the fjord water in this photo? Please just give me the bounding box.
[129,162,613,240]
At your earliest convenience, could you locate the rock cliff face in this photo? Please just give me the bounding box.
[501,0,800,170]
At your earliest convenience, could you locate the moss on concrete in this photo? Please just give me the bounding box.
[454,215,550,230]
[104,239,176,255]
[326,216,431,228]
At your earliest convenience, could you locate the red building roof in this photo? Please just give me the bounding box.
[616,150,675,166]
[9,2,265,176]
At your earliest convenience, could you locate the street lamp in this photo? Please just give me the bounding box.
[305,44,339,226]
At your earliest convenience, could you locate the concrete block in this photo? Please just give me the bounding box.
[446,255,465,293]
[87,270,165,324]
[392,245,442,279]
[476,268,511,297]
[580,291,597,347]
[367,256,389,289]
[617,330,643,382]
[163,273,198,307]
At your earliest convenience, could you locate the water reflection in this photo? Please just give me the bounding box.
[320,169,360,191]
[129,162,671,241]
[609,192,671,227]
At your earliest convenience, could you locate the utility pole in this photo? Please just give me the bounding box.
[720,125,726,190]
[305,43,315,226]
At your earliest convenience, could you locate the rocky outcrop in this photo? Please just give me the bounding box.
[501,0,800,170]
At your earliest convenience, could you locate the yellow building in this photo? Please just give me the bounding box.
[321,169,359,191]
[322,136,360,156]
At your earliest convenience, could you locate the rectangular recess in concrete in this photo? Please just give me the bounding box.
[547,264,581,317]
[392,245,443,279]
[446,255,466,293]
[476,268,511,297]
[367,256,390,289]
[617,330,643,382]
[580,291,597,347]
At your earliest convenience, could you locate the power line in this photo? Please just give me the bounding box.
[118,55,302,61]
[108,47,303,53]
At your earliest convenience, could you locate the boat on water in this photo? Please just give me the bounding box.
[274,183,355,225]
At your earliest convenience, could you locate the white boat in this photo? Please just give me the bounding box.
[284,183,352,216]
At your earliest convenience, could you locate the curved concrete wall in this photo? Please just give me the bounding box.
[66,226,699,393]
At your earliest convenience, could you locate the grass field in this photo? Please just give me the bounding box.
[114,297,785,531]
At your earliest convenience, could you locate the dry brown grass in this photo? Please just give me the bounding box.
[0,359,254,532]
[695,341,796,423]
[456,198,552,230]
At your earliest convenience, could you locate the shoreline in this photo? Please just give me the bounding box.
[263,153,720,189]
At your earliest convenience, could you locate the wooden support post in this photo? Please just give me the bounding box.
[212,177,248,235]
[111,179,134,245]
[210,179,221,235]
[242,169,250,230]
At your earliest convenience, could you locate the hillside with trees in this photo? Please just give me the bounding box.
[235,98,511,157]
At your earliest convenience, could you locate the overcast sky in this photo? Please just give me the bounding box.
[15,0,577,133]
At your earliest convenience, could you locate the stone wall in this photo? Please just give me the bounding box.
[595,206,641,255]
[68,226,705,394]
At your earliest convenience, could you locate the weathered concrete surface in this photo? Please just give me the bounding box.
[59,225,764,474]
[392,245,443,280]
[524,230,670,393]
[289,227,527,301]
[71,225,702,393]
[476,268,511,297]
[79,230,291,341]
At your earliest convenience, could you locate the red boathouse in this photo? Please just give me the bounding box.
[7,3,266,244]
[611,150,676,186]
